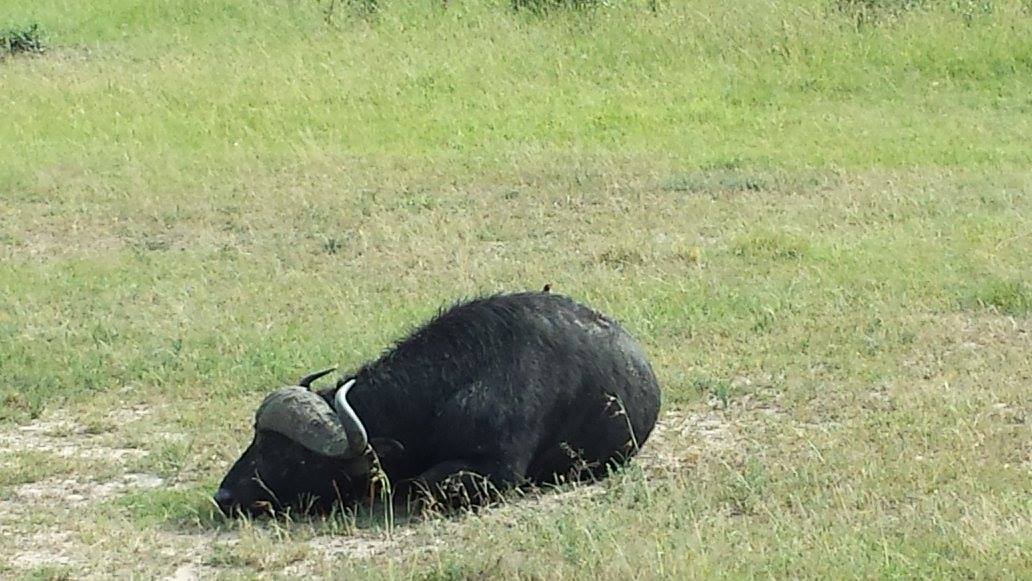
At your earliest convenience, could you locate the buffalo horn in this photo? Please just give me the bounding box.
[333,379,369,459]
[298,367,337,390]
[255,386,359,458]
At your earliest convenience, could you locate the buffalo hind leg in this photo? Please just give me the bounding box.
[406,459,522,513]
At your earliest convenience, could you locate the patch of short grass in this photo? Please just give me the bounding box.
[207,534,312,572]
[732,229,812,261]
[16,566,74,581]
[0,451,84,488]
[115,487,221,528]
[961,276,1032,315]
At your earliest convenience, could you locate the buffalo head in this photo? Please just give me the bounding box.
[213,368,372,516]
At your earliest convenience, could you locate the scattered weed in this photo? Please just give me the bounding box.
[961,276,1032,315]
[836,0,997,26]
[665,171,769,196]
[511,0,604,12]
[732,230,811,261]
[18,566,74,581]
[0,23,44,58]
[688,375,735,407]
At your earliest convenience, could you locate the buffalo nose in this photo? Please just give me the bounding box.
[213,488,234,511]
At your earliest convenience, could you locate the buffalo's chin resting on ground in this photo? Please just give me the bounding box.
[214,291,661,516]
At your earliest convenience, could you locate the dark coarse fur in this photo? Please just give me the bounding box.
[215,292,661,515]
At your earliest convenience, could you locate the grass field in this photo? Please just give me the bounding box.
[1,0,1030,577]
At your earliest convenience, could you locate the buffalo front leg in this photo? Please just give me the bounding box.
[405,459,524,512]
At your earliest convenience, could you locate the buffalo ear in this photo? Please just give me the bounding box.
[339,439,404,477]
[368,437,407,477]
[370,437,405,459]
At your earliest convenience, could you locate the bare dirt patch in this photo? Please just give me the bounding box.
[904,313,1031,381]
[280,529,434,576]
[640,389,782,476]
[163,563,224,581]
[6,472,165,506]
[645,407,740,469]
[4,530,80,571]
[0,406,155,464]
[307,532,406,560]
[0,407,170,573]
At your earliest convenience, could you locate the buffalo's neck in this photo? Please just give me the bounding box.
[343,367,439,480]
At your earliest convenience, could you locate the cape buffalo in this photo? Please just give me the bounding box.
[214,291,661,515]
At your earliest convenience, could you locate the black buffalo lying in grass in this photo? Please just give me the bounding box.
[214,291,661,516]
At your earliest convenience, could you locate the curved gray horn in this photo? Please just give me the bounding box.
[333,379,368,458]
[255,387,355,458]
[298,367,336,390]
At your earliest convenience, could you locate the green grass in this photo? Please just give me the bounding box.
[1,0,1030,577]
